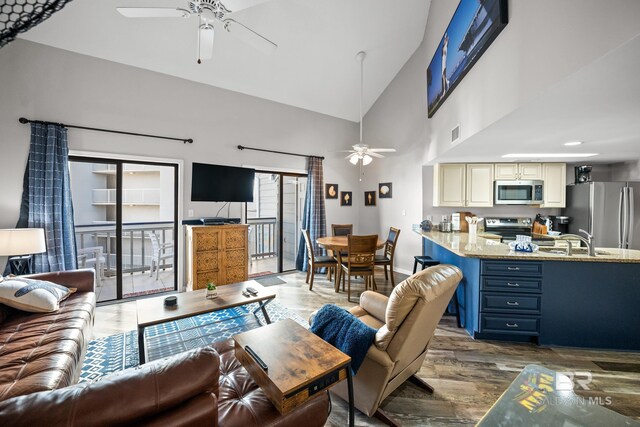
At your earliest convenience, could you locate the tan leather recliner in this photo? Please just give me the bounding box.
[322,264,462,423]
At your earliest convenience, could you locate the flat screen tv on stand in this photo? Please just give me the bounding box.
[191,163,255,203]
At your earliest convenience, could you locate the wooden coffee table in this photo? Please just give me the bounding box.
[234,319,354,427]
[136,280,275,364]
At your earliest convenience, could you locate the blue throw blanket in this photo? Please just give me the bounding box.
[310,304,377,374]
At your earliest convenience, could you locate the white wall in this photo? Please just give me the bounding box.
[425,0,640,161]
[0,40,361,267]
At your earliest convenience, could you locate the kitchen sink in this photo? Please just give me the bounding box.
[537,247,613,256]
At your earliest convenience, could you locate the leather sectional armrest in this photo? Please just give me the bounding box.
[359,291,388,322]
[24,268,96,293]
[0,346,220,426]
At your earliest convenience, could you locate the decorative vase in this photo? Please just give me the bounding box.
[205,288,218,299]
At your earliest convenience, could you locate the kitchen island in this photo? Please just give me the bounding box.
[415,229,640,350]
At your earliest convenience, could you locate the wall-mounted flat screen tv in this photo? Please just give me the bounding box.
[191,163,255,202]
[426,0,508,118]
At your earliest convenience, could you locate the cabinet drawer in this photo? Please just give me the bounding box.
[481,277,542,293]
[481,261,543,277]
[480,314,540,335]
[481,293,541,314]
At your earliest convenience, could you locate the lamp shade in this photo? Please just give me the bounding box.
[349,155,359,165]
[362,154,373,166]
[0,228,47,256]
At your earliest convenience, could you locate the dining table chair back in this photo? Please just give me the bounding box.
[342,234,378,302]
[375,227,401,287]
[302,229,337,290]
[331,224,353,237]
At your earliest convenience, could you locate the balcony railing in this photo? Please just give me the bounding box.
[75,221,174,276]
[92,189,161,205]
[247,217,277,259]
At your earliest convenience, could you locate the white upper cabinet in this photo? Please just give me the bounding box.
[541,163,566,208]
[494,163,519,180]
[466,164,494,207]
[433,164,466,207]
[495,163,542,180]
[433,163,493,207]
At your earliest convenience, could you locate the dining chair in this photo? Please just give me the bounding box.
[147,231,174,280]
[331,224,353,267]
[375,227,401,287]
[340,234,378,303]
[302,229,337,290]
[331,224,353,237]
[76,246,106,283]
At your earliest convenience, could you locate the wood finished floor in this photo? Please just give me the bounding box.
[95,270,640,426]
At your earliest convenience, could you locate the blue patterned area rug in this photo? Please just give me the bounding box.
[80,301,308,383]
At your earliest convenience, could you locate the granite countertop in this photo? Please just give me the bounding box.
[414,229,640,263]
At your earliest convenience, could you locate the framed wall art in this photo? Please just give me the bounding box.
[379,183,392,199]
[340,191,352,206]
[426,0,508,117]
[325,183,338,199]
[365,191,376,206]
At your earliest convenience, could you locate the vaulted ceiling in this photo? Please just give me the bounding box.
[18,0,431,122]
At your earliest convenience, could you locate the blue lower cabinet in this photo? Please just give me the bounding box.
[480,314,540,335]
[478,260,542,341]
[422,237,640,350]
[481,293,541,314]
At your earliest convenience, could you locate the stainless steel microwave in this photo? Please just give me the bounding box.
[494,180,544,205]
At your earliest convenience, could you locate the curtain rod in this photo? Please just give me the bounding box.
[237,145,324,160]
[19,117,193,144]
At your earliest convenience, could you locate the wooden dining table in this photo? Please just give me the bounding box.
[316,236,386,292]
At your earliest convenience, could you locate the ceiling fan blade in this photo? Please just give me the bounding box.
[344,153,357,160]
[368,148,396,153]
[222,0,271,13]
[367,152,384,158]
[198,26,215,61]
[336,150,355,153]
[116,7,190,18]
[223,19,277,54]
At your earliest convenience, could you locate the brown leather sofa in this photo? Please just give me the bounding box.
[0,340,331,426]
[0,269,96,401]
[313,264,462,425]
[0,269,330,426]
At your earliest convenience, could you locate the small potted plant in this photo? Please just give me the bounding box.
[205,281,218,299]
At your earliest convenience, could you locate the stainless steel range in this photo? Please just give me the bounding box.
[484,217,556,246]
[484,217,532,242]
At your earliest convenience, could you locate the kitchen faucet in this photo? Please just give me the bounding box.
[558,229,596,256]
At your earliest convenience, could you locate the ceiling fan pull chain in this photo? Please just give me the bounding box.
[197,15,202,64]
[359,51,363,144]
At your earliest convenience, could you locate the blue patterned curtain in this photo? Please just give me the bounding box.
[15,123,77,273]
[296,157,326,271]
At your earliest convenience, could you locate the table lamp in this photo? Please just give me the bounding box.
[0,228,47,275]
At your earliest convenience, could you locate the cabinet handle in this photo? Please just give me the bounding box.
[506,323,519,328]
[506,301,520,306]
[507,282,520,287]
[507,267,520,271]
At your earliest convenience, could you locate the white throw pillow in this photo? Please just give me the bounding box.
[0,276,75,313]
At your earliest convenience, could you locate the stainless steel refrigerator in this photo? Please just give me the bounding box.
[563,182,640,249]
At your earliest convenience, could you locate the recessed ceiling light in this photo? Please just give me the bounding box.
[502,153,598,158]
[563,141,583,146]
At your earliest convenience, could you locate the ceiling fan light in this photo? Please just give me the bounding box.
[362,154,373,166]
[349,155,359,165]
[198,25,215,61]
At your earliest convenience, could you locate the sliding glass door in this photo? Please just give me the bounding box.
[246,172,307,276]
[69,157,179,302]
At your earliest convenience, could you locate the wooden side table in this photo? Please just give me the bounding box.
[234,319,355,427]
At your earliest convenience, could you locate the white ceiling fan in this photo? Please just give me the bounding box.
[116,0,277,64]
[342,51,396,178]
